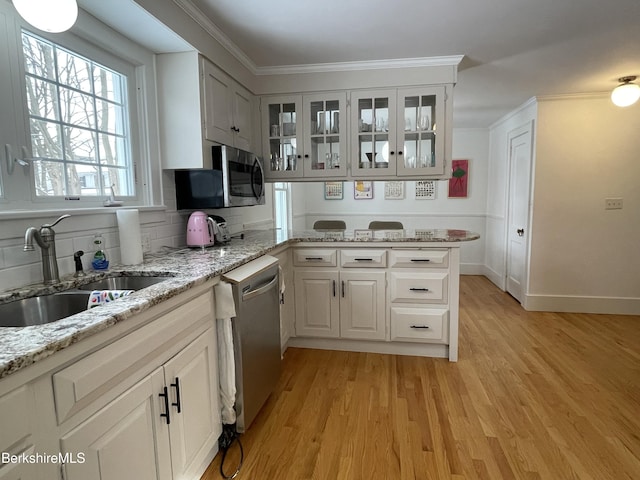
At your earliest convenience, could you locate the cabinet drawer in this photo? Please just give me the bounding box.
[52,291,214,424]
[340,249,387,268]
[293,248,337,266]
[389,249,449,268]
[390,272,448,303]
[390,307,449,343]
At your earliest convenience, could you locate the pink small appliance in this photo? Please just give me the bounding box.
[186,211,215,247]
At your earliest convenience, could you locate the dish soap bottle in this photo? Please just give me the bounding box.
[91,233,109,270]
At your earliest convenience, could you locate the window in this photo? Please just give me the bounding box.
[21,31,134,199]
[274,182,291,232]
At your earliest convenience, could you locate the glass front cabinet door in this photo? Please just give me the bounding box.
[302,92,347,178]
[350,86,446,178]
[397,86,446,176]
[350,90,398,178]
[262,95,304,180]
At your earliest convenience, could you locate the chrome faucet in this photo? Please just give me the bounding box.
[24,214,71,284]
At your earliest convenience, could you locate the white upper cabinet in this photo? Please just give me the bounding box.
[262,92,348,181]
[261,95,304,180]
[302,92,348,178]
[351,86,447,178]
[157,52,255,169]
[202,61,253,152]
[261,82,452,181]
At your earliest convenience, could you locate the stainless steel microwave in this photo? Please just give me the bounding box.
[175,145,265,209]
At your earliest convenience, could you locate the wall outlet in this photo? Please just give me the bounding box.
[605,198,623,210]
[141,233,152,253]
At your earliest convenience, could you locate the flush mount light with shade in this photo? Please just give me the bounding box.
[611,76,640,107]
[12,0,78,33]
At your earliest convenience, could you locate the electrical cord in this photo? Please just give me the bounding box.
[219,423,243,479]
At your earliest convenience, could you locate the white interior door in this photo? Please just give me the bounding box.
[506,121,534,303]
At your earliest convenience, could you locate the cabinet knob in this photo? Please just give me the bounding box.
[304,154,309,158]
[389,151,395,155]
[398,151,403,155]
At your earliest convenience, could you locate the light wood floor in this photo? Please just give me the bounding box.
[201,275,640,480]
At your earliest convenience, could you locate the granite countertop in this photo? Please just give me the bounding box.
[0,228,479,379]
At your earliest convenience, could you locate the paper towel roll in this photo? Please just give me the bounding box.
[116,209,143,265]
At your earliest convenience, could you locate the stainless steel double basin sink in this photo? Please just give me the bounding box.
[0,275,173,328]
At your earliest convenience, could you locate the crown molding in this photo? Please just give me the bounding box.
[173,0,258,73]
[173,1,463,77]
[254,55,465,76]
[535,91,609,102]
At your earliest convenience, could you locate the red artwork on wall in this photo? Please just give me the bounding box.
[448,159,469,198]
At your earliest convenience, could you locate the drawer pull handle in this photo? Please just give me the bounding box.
[410,259,431,262]
[354,258,373,261]
[409,287,430,292]
[171,377,182,413]
[410,325,430,329]
[159,386,170,424]
[305,257,324,261]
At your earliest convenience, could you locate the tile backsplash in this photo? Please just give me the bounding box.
[0,171,271,291]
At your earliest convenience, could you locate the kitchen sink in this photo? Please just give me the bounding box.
[0,291,91,328]
[78,275,173,292]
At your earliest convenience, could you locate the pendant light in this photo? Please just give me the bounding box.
[12,0,78,33]
[611,76,640,107]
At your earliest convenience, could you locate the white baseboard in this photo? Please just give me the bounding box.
[524,294,640,315]
[481,265,505,290]
[460,263,484,275]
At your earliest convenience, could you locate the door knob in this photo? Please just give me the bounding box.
[517,228,524,237]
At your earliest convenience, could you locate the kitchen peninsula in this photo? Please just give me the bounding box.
[0,228,477,480]
[0,228,479,378]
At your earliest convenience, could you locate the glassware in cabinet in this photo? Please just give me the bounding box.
[351,90,397,177]
[302,92,347,178]
[397,87,445,176]
[263,96,303,179]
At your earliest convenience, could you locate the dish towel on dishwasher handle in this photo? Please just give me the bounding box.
[87,290,134,309]
[214,281,237,425]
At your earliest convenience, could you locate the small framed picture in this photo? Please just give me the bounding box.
[384,181,404,200]
[324,181,343,200]
[415,180,436,200]
[448,159,469,198]
[354,229,374,241]
[354,181,373,199]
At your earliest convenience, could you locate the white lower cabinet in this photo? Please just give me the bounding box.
[293,269,386,341]
[163,331,220,479]
[292,246,460,360]
[60,328,220,480]
[60,368,172,480]
[339,271,386,340]
[294,270,340,338]
[0,385,37,480]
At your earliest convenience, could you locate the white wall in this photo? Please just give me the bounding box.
[290,128,489,272]
[526,95,640,313]
[484,99,537,288]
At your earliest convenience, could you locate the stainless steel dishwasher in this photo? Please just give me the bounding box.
[222,255,281,432]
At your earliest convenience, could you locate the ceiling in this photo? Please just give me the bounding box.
[79,0,640,128]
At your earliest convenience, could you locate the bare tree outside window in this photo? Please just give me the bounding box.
[22,31,134,198]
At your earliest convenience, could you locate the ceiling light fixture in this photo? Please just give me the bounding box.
[611,76,640,107]
[12,0,78,33]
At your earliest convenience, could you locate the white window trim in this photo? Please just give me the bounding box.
[0,3,163,214]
